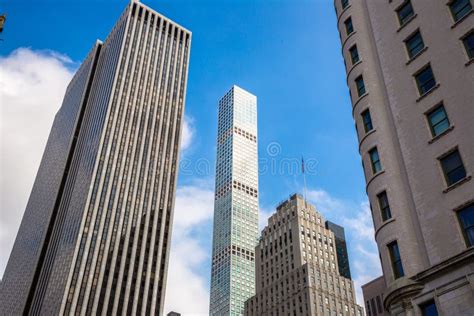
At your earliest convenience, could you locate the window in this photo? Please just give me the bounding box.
[355,75,366,97]
[341,0,349,9]
[370,299,377,316]
[369,147,382,174]
[458,203,474,246]
[361,109,373,133]
[397,1,415,26]
[387,241,404,279]
[405,31,425,58]
[415,65,436,95]
[376,296,383,314]
[420,300,439,316]
[377,191,392,221]
[427,104,450,137]
[449,0,472,22]
[440,149,466,186]
[345,17,354,35]
[349,45,360,64]
[463,32,474,59]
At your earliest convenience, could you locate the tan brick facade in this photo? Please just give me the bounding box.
[245,194,363,316]
[334,0,474,315]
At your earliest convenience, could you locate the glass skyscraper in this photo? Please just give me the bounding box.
[0,1,191,315]
[210,86,259,316]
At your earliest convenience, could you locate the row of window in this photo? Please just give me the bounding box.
[339,1,472,314]
[386,202,473,281]
[353,53,471,109]
[341,0,472,32]
[341,1,471,188]
[369,143,468,188]
[396,0,472,26]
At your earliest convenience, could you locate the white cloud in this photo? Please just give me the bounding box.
[164,181,214,315]
[342,201,375,241]
[258,205,274,231]
[0,48,75,278]
[180,116,194,152]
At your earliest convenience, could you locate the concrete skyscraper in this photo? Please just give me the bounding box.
[335,0,473,315]
[245,194,363,316]
[210,86,259,316]
[0,1,191,315]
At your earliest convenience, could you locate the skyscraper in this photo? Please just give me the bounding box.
[210,86,259,316]
[334,0,473,314]
[325,221,351,280]
[245,194,363,316]
[0,1,191,314]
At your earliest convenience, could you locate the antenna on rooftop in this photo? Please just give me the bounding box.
[302,156,308,208]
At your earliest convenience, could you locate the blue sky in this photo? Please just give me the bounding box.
[0,0,381,314]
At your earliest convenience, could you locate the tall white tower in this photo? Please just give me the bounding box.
[210,86,259,316]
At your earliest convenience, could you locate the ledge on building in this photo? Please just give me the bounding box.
[443,175,472,194]
[375,217,396,239]
[346,60,363,81]
[451,10,473,29]
[352,93,369,114]
[466,58,474,67]
[397,14,418,33]
[413,247,474,282]
[416,83,440,103]
[337,4,352,24]
[365,170,385,192]
[358,129,377,151]
[383,277,424,312]
[428,125,454,144]
[406,47,428,66]
[342,31,357,49]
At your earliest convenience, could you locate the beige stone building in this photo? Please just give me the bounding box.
[362,276,389,316]
[334,0,474,315]
[244,194,363,316]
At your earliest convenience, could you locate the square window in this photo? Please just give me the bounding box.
[420,300,439,316]
[377,191,392,221]
[397,1,415,26]
[427,104,450,137]
[349,45,360,64]
[361,109,373,133]
[345,17,354,35]
[341,0,349,9]
[405,30,425,58]
[369,147,382,174]
[440,149,467,186]
[415,65,436,95]
[449,0,472,22]
[387,241,404,279]
[458,204,474,246]
[462,32,474,59]
[355,75,366,97]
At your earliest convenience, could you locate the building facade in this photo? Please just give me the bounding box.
[210,86,259,316]
[362,276,389,316]
[334,0,474,315]
[0,1,191,315]
[326,221,352,280]
[245,194,363,316]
